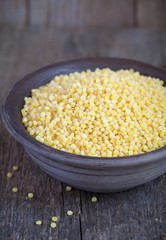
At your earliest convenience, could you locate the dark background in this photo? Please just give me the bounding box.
[0,1,166,240]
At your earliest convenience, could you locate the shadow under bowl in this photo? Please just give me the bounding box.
[1,57,166,192]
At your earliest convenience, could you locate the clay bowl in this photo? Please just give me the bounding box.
[1,57,166,192]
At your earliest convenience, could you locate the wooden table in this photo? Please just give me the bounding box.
[0,27,166,240]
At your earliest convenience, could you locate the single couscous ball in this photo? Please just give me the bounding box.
[21,68,166,157]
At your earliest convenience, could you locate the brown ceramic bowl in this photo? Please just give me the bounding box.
[1,58,166,192]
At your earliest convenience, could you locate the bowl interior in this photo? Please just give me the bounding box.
[1,57,166,168]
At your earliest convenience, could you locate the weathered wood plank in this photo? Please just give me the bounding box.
[77,0,134,28]
[48,0,78,27]
[80,177,166,240]
[59,28,163,66]
[0,28,23,102]
[48,0,134,28]
[0,0,27,27]
[161,30,166,67]
[0,0,165,28]
[137,0,166,28]
[98,29,163,66]
[29,0,48,26]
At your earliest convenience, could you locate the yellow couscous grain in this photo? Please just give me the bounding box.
[7,172,13,178]
[67,210,73,216]
[12,187,18,192]
[13,166,19,171]
[50,222,57,228]
[21,68,166,157]
[28,193,34,198]
[36,220,42,226]
[51,216,58,222]
[91,197,98,202]
[66,186,72,191]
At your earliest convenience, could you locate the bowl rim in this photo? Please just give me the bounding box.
[1,57,166,169]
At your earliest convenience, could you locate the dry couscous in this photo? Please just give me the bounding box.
[13,166,19,171]
[21,68,166,157]
[12,187,18,193]
[7,172,13,178]
[28,193,34,198]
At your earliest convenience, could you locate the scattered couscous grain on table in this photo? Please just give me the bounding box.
[28,193,34,198]
[21,68,166,157]
[7,172,13,178]
[13,166,19,171]
[12,187,18,193]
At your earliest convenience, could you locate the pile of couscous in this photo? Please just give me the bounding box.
[21,68,166,157]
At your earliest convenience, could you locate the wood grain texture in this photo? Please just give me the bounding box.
[0,0,27,27]
[48,0,134,28]
[29,0,48,26]
[161,30,166,67]
[0,28,23,102]
[48,0,78,27]
[99,29,163,66]
[0,27,166,240]
[137,0,166,28]
[0,0,165,28]
[80,180,166,240]
[76,0,134,28]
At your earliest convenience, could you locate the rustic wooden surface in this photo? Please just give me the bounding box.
[0,0,166,28]
[137,0,166,28]
[0,27,166,240]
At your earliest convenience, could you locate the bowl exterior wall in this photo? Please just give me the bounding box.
[25,147,166,192]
